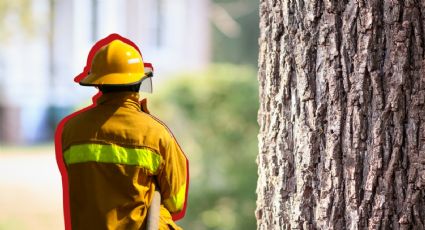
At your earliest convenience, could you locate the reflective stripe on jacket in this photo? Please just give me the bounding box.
[60,92,188,230]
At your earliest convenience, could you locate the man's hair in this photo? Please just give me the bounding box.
[99,83,141,93]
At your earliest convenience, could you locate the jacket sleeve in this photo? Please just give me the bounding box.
[157,134,188,216]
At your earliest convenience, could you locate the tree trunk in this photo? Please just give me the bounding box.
[256,0,425,229]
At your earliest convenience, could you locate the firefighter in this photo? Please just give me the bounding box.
[56,35,188,230]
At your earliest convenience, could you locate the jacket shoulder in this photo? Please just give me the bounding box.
[61,106,98,132]
[139,112,176,140]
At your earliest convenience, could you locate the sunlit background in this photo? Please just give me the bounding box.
[0,0,259,229]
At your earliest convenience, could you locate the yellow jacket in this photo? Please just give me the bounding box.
[59,92,188,230]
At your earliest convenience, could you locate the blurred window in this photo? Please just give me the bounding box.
[155,0,163,48]
[0,54,4,85]
[91,0,98,41]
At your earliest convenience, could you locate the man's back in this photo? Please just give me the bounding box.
[60,92,187,230]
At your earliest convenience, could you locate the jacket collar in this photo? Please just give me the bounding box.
[96,92,141,111]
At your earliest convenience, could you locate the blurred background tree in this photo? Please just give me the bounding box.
[149,1,260,228]
[150,64,258,229]
[0,0,34,40]
[211,0,259,66]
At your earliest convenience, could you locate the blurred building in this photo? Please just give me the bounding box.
[0,0,210,144]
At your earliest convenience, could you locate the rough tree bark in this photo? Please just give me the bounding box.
[256,0,425,229]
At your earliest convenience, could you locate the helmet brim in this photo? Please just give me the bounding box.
[79,73,146,86]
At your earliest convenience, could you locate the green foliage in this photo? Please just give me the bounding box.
[211,0,260,66]
[149,64,258,230]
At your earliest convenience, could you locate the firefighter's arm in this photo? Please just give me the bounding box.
[157,136,188,219]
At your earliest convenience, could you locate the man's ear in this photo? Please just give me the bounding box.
[140,98,150,114]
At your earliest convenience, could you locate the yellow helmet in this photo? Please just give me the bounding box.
[79,40,148,86]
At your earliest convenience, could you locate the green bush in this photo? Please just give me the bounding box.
[149,64,258,230]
